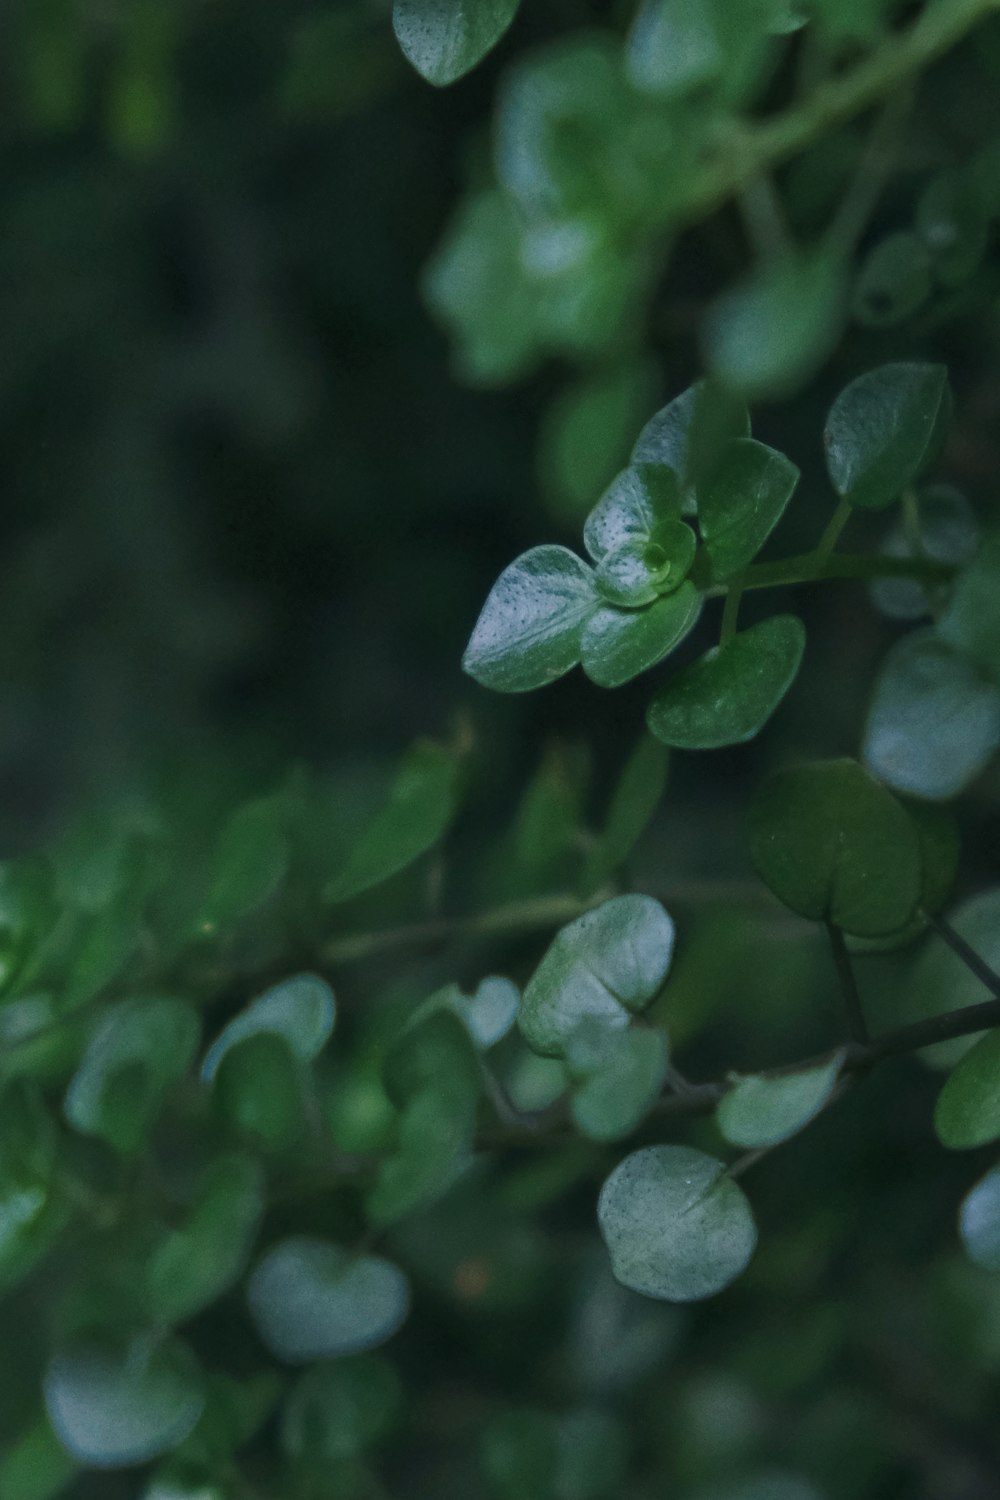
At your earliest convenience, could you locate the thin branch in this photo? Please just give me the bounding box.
[682,0,1000,227]
[826,922,869,1044]
[923,911,1000,1000]
[706,549,954,599]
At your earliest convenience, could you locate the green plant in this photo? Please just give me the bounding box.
[6,1,1000,1497]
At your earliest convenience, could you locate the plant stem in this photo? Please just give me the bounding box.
[683,0,1000,226]
[827,922,869,1044]
[705,549,953,599]
[814,498,853,563]
[720,576,744,644]
[924,911,1000,999]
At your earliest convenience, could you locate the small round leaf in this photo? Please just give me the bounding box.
[520,895,675,1057]
[824,362,949,510]
[647,615,805,749]
[202,974,335,1083]
[598,1145,757,1301]
[748,758,922,936]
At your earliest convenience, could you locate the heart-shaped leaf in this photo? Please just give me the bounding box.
[449,976,520,1049]
[247,1238,411,1363]
[520,894,674,1056]
[147,1154,264,1326]
[824,362,949,510]
[202,974,335,1083]
[581,583,702,688]
[65,997,200,1154]
[463,545,599,693]
[647,615,805,749]
[598,1145,757,1301]
[748,758,922,936]
[393,0,520,86]
[862,630,1000,799]
[583,466,682,562]
[698,439,800,581]
[717,1051,845,1148]
[44,1335,205,1468]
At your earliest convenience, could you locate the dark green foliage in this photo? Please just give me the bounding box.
[6,1,1000,1496]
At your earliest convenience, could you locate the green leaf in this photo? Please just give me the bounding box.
[198,794,290,933]
[959,1165,1000,1271]
[824,362,949,510]
[698,439,800,581]
[212,1034,308,1152]
[581,583,702,688]
[852,231,933,327]
[916,168,989,287]
[594,519,696,606]
[326,739,466,899]
[747,758,922,936]
[44,1335,205,1468]
[369,1009,481,1224]
[907,888,1000,1069]
[447,975,521,1049]
[647,615,805,749]
[201,973,335,1082]
[393,0,520,85]
[631,380,750,514]
[247,1237,410,1362]
[704,250,846,399]
[627,0,723,97]
[936,1031,1000,1149]
[147,1154,264,1326]
[282,1356,401,1462]
[538,361,656,523]
[862,630,1000,799]
[520,894,674,1057]
[566,1019,669,1141]
[0,1415,77,1500]
[583,732,669,891]
[938,535,1000,680]
[871,484,979,621]
[598,1145,757,1301]
[64,996,200,1154]
[462,546,599,694]
[583,466,683,563]
[717,1051,845,1148]
[482,1411,557,1500]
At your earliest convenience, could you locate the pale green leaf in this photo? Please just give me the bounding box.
[717,1051,844,1148]
[960,1165,1000,1271]
[598,1145,757,1300]
[201,973,335,1082]
[44,1336,205,1469]
[520,894,674,1056]
[862,630,1000,799]
[462,546,599,693]
[393,0,520,86]
[247,1238,410,1362]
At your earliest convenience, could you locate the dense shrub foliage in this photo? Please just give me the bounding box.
[4,1,1000,1497]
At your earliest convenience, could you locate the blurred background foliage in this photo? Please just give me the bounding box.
[3,0,1000,1497]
